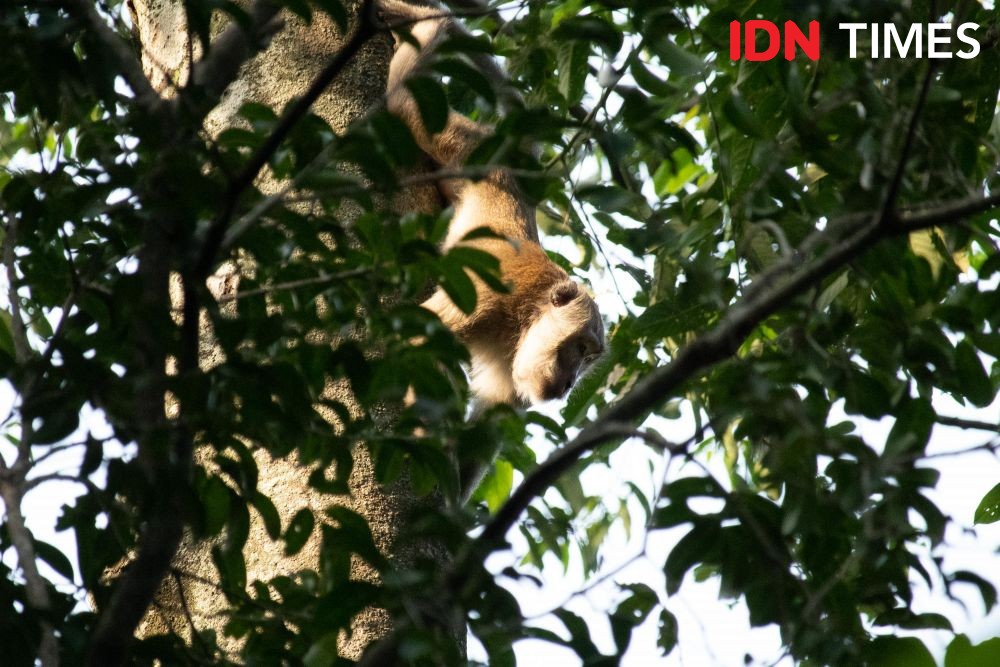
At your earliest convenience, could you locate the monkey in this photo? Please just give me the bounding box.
[378,0,606,410]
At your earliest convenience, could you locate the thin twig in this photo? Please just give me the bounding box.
[525,433,691,621]
[881,63,936,223]
[218,266,377,302]
[23,473,99,492]
[924,438,1000,459]
[26,439,90,467]
[936,415,999,433]
[171,570,216,661]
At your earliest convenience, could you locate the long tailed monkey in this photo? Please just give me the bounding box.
[379,0,605,408]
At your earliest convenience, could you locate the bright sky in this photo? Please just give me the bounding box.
[478,392,1000,665]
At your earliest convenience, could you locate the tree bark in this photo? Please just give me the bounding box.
[127,0,444,659]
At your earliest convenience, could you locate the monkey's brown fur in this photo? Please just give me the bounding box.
[380,0,605,407]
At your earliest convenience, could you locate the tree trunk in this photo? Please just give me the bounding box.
[127,0,445,659]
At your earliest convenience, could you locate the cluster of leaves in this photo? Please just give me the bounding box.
[0,0,998,665]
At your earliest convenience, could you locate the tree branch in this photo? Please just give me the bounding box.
[924,438,1000,459]
[475,234,862,547]
[217,266,377,302]
[0,217,59,665]
[85,511,185,666]
[881,62,935,221]
[85,276,200,666]
[86,179,204,667]
[0,480,59,666]
[898,192,1000,232]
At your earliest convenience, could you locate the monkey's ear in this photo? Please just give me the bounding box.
[551,280,579,307]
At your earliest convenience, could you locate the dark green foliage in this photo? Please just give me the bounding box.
[0,0,998,665]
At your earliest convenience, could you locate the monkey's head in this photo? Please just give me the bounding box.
[511,279,605,405]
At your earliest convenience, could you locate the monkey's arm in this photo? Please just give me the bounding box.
[380,0,537,245]
[380,0,487,166]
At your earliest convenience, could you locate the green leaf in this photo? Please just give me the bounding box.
[634,298,715,340]
[303,633,339,667]
[945,635,1000,667]
[406,76,449,135]
[34,538,75,581]
[665,522,720,595]
[446,246,506,294]
[576,183,648,216]
[433,58,496,106]
[844,367,891,420]
[556,42,588,106]
[950,570,997,612]
[80,434,103,476]
[911,493,946,546]
[864,636,935,667]
[251,491,282,540]
[284,508,315,556]
[239,102,278,129]
[31,406,80,446]
[610,584,658,654]
[553,609,606,659]
[372,112,420,165]
[873,609,952,631]
[0,310,14,356]
[974,482,1000,525]
[200,476,232,536]
[650,36,705,77]
[630,60,675,97]
[438,258,478,314]
[817,271,850,312]
[473,459,514,513]
[722,90,763,138]
[885,397,935,457]
[955,340,994,407]
[551,15,623,56]
[562,339,618,426]
[657,608,679,656]
[323,506,387,569]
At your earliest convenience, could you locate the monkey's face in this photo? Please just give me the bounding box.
[511,280,605,404]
